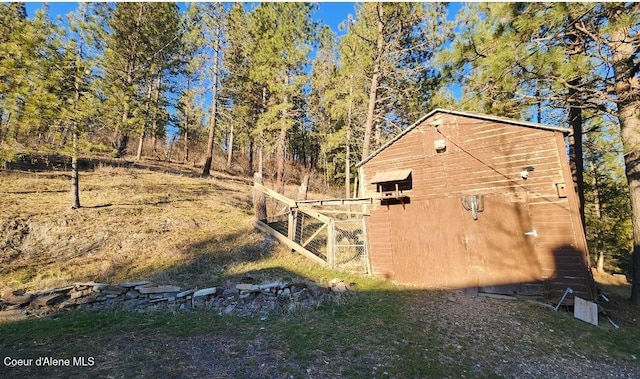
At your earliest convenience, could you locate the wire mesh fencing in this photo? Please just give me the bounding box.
[331,219,368,273]
[255,181,368,273]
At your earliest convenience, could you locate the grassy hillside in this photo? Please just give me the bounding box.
[1,158,639,378]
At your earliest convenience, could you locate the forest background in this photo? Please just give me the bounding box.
[0,2,638,304]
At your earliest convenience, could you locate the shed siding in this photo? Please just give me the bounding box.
[362,112,593,300]
[366,208,394,279]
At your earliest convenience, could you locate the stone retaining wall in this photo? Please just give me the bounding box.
[0,278,352,320]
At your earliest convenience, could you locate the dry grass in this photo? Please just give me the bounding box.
[0,160,268,291]
[592,269,632,299]
[0,157,349,292]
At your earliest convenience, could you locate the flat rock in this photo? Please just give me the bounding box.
[33,285,75,297]
[92,284,109,291]
[70,289,93,300]
[193,288,217,298]
[176,289,194,298]
[48,285,75,294]
[237,284,258,292]
[74,281,104,287]
[259,282,285,291]
[125,289,140,299]
[120,281,151,288]
[70,295,96,305]
[31,293,66,307]
[97,285,127,295]
[138,285,181,294]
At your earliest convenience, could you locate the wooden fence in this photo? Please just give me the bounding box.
[253,177,371,272]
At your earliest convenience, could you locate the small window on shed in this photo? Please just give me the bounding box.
[371,169,412,204]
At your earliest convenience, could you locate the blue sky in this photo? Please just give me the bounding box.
[25,2,360,31]
[25,2,462,33]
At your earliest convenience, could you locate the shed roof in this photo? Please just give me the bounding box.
[356,108,571,167]
[370,169,412,184]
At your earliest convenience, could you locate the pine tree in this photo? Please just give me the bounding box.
[309,25,341,187]
[61,5,100,209]
[343,2,451,160]
[99,3,181,158]
[584,120,632,274]
[200,3,226,177]
[247,3,316,193]
[0,4,60,148]
[222,3,262,175]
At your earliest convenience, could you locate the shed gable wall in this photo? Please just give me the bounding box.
[362,113,592,299]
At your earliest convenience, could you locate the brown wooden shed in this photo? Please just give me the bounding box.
[357,109,595,301]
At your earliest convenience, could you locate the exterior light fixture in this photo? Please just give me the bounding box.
[520,166,535,180]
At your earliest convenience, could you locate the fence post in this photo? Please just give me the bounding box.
[288,208,297,244]
[327,219,335,269]
[253,172,267,221]
[361,217,372,275]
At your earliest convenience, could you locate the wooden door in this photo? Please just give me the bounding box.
[465,193,542,295]
[384,193,541,293]
[387,197,471,289]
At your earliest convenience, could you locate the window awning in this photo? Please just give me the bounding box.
[370,169,412,184]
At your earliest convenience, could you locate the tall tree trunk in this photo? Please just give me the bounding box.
[70,59,81,210]
[609,24,640,305]
[247,137,254,176]
[276,74,289,194]
[258,87,267,176]
[183,124,189,163]
[620,103,640,305]
[117,133,129,157]
[12,113,19,141]
[362,2,384,160]
[151,135,158,157]
[136,130,145,161]
[589,161,605,272]
[275,124,287,194]
[183,74,191,164]
[150,76,160,157]
[3,111,12,143]
[566,31,586,228]
[71,126,80,209]
[115,66,133,158]
[136,80,156,161]
[226,124,234,170]
[568,102,585,227]
[202,26,222,177]
[59,125,69,147]
[276,73,291,195]
[345,125,351,199]
[258,132,264,176]
[345,76,353,199]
